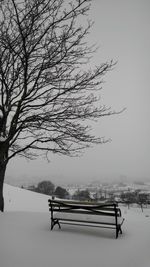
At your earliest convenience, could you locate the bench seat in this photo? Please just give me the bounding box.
[53,212,124,225]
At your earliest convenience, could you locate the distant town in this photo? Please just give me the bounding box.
[18,179,150,208]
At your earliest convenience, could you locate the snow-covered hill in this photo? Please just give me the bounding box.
[4,183,50,212]
[0,184,150,267]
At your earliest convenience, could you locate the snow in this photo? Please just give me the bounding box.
[0,136,6,142]
[0,184,150,267]
[4,184,50,212]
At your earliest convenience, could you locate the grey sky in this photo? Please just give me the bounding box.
[6,0,150,186]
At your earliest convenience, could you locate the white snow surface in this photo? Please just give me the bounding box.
[0,184,150,267]
[0,136,7,142]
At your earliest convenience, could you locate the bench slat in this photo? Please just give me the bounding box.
[50,208,120,217]
[53,212,124,225]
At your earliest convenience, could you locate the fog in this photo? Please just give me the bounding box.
[6,0,150,186]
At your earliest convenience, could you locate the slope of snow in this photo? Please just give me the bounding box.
[4,183,51,212]
[1,184,150,267]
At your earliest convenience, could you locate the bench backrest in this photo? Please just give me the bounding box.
[48,199,122,217]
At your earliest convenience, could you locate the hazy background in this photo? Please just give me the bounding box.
[6,0,150,186]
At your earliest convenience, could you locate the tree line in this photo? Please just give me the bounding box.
[26,181,150,209]
[27,180,91,201]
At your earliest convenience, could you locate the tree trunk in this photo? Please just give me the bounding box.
[0,144,8,212]
[0,162,6,212]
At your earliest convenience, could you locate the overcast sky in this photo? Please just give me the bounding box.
[6,0,150,186]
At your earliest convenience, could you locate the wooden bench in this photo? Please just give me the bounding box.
[48,199,124,238]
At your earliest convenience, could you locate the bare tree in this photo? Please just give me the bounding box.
[0,0,121,211]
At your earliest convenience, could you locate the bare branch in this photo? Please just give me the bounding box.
[0,0,124,163]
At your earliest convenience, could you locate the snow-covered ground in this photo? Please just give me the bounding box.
[0,184,150,267]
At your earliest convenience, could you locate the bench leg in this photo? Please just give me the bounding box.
[51,219,54,230]
[119,225,122,234]
[51,219,61,230]
[116,225,122,238]
[116,227,119,239]
[57,220,61,229]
